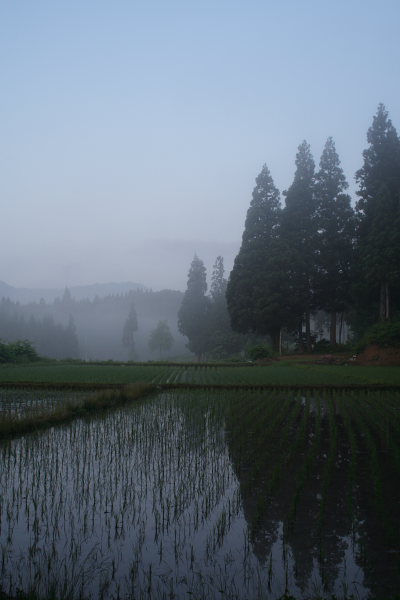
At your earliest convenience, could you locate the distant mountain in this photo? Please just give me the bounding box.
[0,280,145,303]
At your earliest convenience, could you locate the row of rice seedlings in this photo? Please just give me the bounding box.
[1,390,257,599]
[286,392,322,532]
[356,391,400,465]
[271,394,316,538]
[332,390,400,595]
[1,388,393,599]
[0,390,268,596]
[248,389,397,599]
[226,388,373,597]
[227,393,294,499]
[225,390,279,459]
[311,393,345,593]
[234,390,354,596]
[336,394,359,522]
[344,393,398,547]
[229,392,305,537]
[317,395,339,535]
[265,395,305,494]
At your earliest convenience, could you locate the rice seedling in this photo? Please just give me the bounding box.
[1,360,400,387]
[0,388,398,599]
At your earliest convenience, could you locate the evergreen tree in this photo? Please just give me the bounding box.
[226,164,287,351]
[65,315,80,358]
[210,256,226,300]
[149,320,174,359]
[281,141,317,350]
[208,256,244,358]
[355,104,400,321]
[122,302,138,360]
[314,137,355,343]
[178,255,210,360]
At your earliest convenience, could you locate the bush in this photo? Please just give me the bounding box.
[0,339,40,363]
[247,343,273,361]
[313,339,353,354]
[357,319,400,350]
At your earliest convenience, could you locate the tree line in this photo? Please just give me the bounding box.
[0,288,186,361]
[179,105,400,354]
[0,297,79,359]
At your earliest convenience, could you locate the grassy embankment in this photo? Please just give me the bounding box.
[0,383,153,439]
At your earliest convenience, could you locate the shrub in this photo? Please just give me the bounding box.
[0,339,40,363]
[313,339,353,354]
[357,319,400,350]
[247,343,273,361]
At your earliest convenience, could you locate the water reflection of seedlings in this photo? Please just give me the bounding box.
[0,389,398,599]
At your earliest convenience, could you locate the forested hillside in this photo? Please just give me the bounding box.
[0,288,187,361]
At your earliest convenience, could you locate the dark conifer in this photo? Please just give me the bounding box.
[226,164,287,351]
[178,255,210,360]
[281,141,317,350]
[355,104,400,321]
[314,137,355,343]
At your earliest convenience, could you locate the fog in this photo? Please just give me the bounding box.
[1,1,399,293]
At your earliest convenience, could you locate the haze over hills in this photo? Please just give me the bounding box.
[0,279,188,361]
[0,280,146,303]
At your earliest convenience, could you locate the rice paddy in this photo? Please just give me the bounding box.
[0,385,399,600]
[1,360,400,386]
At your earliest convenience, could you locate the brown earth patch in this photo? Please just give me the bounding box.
[356,344,400,366]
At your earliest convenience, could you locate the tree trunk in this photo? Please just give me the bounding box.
[298,321,304,352]
[379,280,390,321]
[270,329,282,355]
[330,311,337,345]
[338,312,344,344]
[305,310,312,352]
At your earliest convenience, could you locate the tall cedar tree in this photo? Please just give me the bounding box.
[226,164,287,351]
[208,256,244,358]
[178,255,210,360]
[122,302,138,360]
[314,138,355,344]
[210,256,226,300]
[281,141,317,350]
[355,104,400,321]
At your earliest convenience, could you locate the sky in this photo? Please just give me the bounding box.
[1,0,399,292]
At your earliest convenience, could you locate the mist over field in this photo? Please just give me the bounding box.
[1,2,399,294]
[1,1,399,362]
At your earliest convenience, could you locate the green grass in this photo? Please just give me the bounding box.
[0,360,400,386]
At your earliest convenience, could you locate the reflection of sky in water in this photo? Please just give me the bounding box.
[0,390,388,599]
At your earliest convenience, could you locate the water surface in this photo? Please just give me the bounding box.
[0,390,398,599]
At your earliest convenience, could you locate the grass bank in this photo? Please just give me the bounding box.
[0,383,154,439]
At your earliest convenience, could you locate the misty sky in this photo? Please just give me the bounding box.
[1,1,399,292]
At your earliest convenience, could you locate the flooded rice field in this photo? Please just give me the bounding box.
[0,389,399,599]
[0,389,86,420]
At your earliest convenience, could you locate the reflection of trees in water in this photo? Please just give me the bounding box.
[225,391,400,598]
[1,390,398,599]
